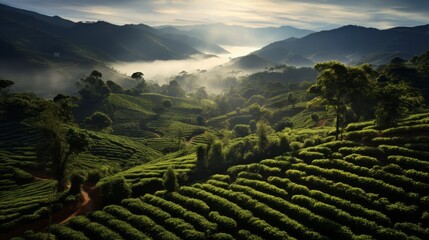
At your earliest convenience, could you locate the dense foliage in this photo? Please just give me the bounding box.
[2,51,429,239]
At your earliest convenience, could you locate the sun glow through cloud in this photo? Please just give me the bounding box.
[0,0,427,30]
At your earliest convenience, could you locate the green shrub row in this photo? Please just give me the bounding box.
[237,171,263,180]
[207,179,230,189]
[104,203,180,240]
[88,210,149,240]
[142,194,217,232]
[297,175,385,210]
[291,194,381,236]
[338,146,385,159]
[68,216,123,240]
[164,192,210,215]
[292,163,405,199]
[179,186,253,223]
[246,163,282,178]
[237,230,264,240]
[259,159,291,170]
[343,154,381,168]
[179,186,282,238]
[121,198,171,223]
[394,222,429,239]
[345,121,374,131]
[297,150,325,162]
[235,178,288,198]
[387,155,429,172]
[208,211,237,231]
[267,176,391,226]
[311,159,428,194]
[229,183,342,240]
[382,124,429,136]
[404,169,429,184]
[210,174,231,183]
[318,140,361,152]
[379,145,429,160]
[164,217,205,240]
[343,129,379,141]
[50,224,89,240]
[199,183,293,240]
[372,136,429,147]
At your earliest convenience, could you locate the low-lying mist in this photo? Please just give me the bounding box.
[1,64,135,99]
[2,46,261,98]
[110,45,260,87]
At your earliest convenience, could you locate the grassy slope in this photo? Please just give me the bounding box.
[0,122,161,233]
[32,112,429,240]
[99,93,205,139]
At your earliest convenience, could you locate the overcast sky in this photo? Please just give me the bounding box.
[1,0,428,30]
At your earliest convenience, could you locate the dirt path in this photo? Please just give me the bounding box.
[60,184,98,224]
[186,135,197,145]
[1,181,99,239]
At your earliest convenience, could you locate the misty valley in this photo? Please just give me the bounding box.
[1,2,429,240]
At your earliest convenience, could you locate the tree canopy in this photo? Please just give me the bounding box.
[84,112,113,131]
[0,79,14,94]
[375,81,423,128]
[76,70,111,103]
[163,167,179,192]
[37,107,90,192]
[308,61,374,140]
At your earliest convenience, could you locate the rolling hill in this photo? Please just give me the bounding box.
[253,24,429,66]
[0,3,209,68]
[11,112,429,240]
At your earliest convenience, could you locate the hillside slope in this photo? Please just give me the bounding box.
[254,24,429,66]
[18,112,429,239]
[0,3,205,67]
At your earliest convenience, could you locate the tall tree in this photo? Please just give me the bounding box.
[37,106,90,192]
[76,70,110,103]
[131,72,144,84]
[287,92,297,107]
[131,72,148,95]
[308,61,373,140]
[257,122,270,151]
[207,141,225,172]
[84,111,112,131]
[375,81,423,128]
[196,145,208,175]
[0,79,14,95]
[53,94,78,123]
[163,167,179,192]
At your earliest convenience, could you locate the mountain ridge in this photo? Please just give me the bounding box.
[253,24,429,66]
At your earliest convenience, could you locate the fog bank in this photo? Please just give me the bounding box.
[110,45,260,84]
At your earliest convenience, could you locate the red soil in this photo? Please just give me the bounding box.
[1,183,100,240]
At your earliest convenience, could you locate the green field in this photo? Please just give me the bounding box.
[14,113,429,239]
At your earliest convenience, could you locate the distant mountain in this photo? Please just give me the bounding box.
[160,23,314,46]
[0,3,212,68]
[253,24,429,66]
[156,27,229,54]
[226,54,272,70]
[58,21,201,61]
[0,3,74,27]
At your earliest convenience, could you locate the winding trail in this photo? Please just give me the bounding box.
[60,184,98,224]
[1,174,100,239]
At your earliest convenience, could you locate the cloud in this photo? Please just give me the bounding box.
[0,0,427,29]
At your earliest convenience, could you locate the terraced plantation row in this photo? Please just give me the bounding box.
[0,180,57,232]
[74,130,162,173]
[0,123,43,171]
[105,93,205,139]
[102,152,197,196]
[0,123,163,234]
[19,114,428,240]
